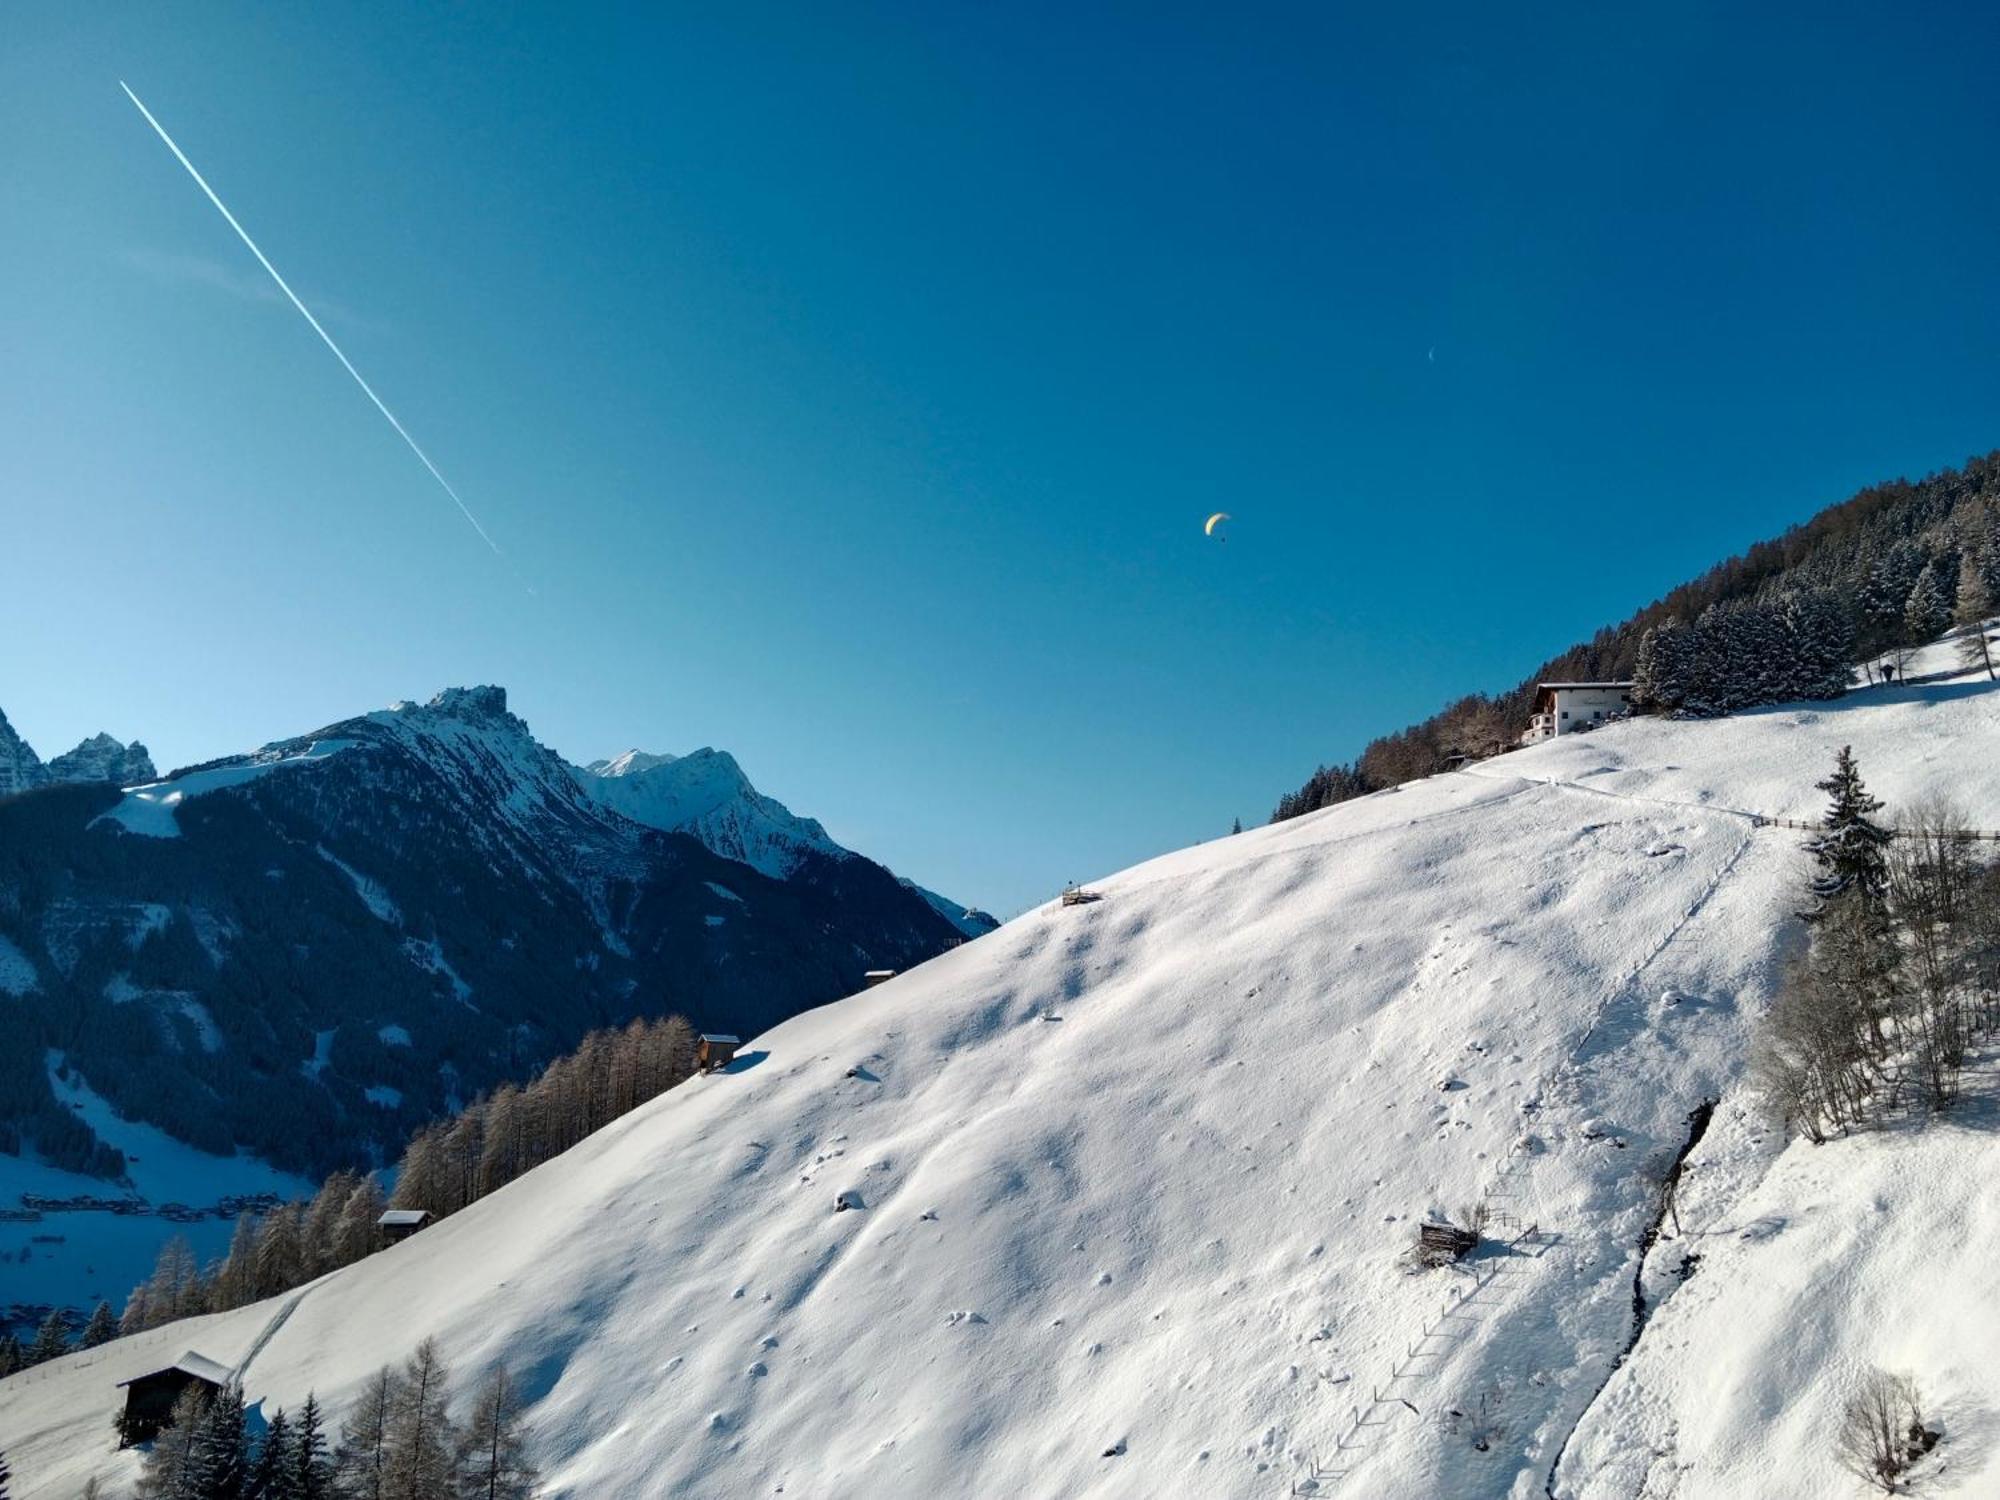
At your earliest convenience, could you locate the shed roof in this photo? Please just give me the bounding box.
[863,970,897,979]
[378,1208,431,1227]
[117,1350,232,1389]
[699,1033,742,1045]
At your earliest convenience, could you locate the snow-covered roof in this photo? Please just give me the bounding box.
[378,1208,431,1227]
[117,1350,232,1388]
[1537,681,1634,691]
[698,1033,742,1045]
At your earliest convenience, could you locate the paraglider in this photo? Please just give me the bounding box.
[1204,511,1231,540]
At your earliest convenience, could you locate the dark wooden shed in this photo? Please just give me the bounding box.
[378,1207,432,1243]
[116,1350,230,1446]
[863,970,897,988]
[1417,1221,1481,1267]
[697,1033,742,1072]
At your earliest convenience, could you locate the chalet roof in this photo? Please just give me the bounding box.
[1537,681,1634,691]
[117,1350,232,1389]
[863,970,897,979]
[699,1033,742,1045]
[378,1209,431,1227]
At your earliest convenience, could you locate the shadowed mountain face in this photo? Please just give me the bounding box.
[0,688,969,1180]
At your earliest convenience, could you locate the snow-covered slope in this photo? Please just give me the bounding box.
[7,670,1998,1499]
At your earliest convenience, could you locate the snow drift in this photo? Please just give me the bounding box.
[6,663,1998,1498]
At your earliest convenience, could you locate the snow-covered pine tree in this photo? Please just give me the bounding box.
[81,1299,118,1349]
[383,1338,458,1500]
[185,1380,249,1500]
[1805,746,1893,912]
[1858,541,1922,652]
[453,1365,538,1500]
[334,1365,399,1500]
[136,1384,210,1497]
[1780,589,1855,700]
[248,1408,295,1500]
[1632,619,1695,709]
[1903,555,1955,646]
[25,1308,69,1366]
[292,1393,334,1500]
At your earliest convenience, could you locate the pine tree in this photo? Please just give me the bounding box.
[453,1366,537,1500]
[1904,556,1954,647]
[248,1407,295,1500]
[1806,747,1893,911]
[185,1380,249,1500]
[0,1334,21,1377]
[136,1384,210,1496]
[25,1307,70,1366]
[1780,589,1855,700]
[1230,817,1242,836]
[293,1393,334,1500]
[335,1366,399,1500]
[1633,620,1697,709]
[81,1300,118,1349]
[383,1337,457,1500]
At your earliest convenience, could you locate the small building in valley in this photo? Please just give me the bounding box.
[378,1208,432,1243]
[1520,682,1634,744]
[697,1033,742,1072]
[116,1351,231,1446]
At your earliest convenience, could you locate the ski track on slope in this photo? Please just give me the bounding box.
[1296,806,1760,1495]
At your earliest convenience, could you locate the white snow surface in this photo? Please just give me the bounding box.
[92,740,360,837]
[8,670,2000,1498]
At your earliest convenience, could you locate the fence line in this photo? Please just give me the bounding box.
[1753,816,2000,840]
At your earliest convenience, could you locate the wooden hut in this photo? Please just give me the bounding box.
[1060,886,1103,907]
[378,1208,432,1243]
[116,1351,230,1446]
[863,969,897,988]
[697,1033,742,1072]
[1417,1221,1481,1267]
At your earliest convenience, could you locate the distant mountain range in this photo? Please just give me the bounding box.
[0,687,993,1182]
[0,710,154,797]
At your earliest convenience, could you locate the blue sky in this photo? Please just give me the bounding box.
[5,4,2000,915]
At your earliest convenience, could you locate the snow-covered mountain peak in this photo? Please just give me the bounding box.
[584,748,679,778]
[571,744,844,878]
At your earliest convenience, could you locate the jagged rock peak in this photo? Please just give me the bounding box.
[425,685,510,719]
[0,707,47,797]
[47,733,157,787]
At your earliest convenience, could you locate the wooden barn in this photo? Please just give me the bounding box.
[697,1033,741,1072]
[116,1350,231,1446]
[378,1207,432,1243]
[863,969,897,988]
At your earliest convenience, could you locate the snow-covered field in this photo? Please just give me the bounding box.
[4,665,1997,1498]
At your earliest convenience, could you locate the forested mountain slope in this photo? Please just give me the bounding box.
[9,654,1996,1498]
[1275,451,2000,819]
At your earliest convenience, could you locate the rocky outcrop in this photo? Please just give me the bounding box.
[0,708,45,797]
[46,733,157,787]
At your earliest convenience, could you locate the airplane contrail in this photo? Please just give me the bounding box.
[119,81,506,561]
